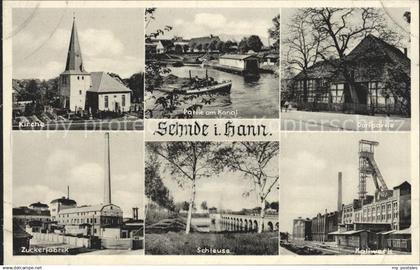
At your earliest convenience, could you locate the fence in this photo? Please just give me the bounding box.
[32,232,90,248]
[101,238,143,250]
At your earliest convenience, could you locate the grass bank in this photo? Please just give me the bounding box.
[146,231,278,255]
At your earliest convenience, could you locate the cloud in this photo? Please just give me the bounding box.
[194,13,227,29]
[14,60,63,80]
[85,55,141,78]
[169,13,272,42]
[79,28,124,57]
[13,185,63,207]
[13,26,137,79]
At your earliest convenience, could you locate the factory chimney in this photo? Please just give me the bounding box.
[133,207,139,220]
[104,133,112,205]
[337,172,342,212]
[67,185,70,199]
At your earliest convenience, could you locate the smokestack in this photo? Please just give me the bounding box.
[67,186,70,199]
[104,133,112,204]
[133,207,138,220]
[337,172,343,212]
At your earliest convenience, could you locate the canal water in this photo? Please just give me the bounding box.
[151,66,279,119]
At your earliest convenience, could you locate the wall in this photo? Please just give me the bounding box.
[60,74,92,111]
[101,238,143,250]
[219,58,245,70]
[98,93,131,112]
[32,232,90,248]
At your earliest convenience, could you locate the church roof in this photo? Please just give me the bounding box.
[63,18,89,75]
[87,72,132,94]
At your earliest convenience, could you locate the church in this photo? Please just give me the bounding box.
[59,17,132,113]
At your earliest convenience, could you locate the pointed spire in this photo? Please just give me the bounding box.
[64,15,85,72]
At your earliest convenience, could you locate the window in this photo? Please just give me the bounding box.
[82,76,84,80]
[79,90,82,95]
[330,83,344,103]
[369,82,391,106]
[381,205,386,221]
[122,95,126,107]
[307,80,315,102]
[77,76,80,80]
[104,96,109,108]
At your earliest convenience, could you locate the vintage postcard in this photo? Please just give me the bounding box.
[1,0,419,267]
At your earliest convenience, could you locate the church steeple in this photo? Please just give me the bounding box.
[65,16,85,72]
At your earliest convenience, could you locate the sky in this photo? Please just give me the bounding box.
[149,142,279,212]
[13,132,144,219]
[279,132,411,233]
[12,8,144,80]
[146,8,279,46]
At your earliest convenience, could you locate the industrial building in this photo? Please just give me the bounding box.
[291,140,411,253]
[13,133,143,253]
[292,217,312,241]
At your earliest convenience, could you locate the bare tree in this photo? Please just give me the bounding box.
[147,142,220,234]
[284,10,323,102]
[214,142,279,233]
[305,8,402,106]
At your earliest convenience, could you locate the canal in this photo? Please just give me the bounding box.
[148,65,279,119]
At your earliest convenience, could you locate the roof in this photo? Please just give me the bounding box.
[159,39,174,48]
[59,203,122,214]
[50,197,77,205]
[87,72,132,94]
[329,229,367,235]
[13,207,50,217]
[189,36,220,45]
[29,202,49,208]
[294,59,344,81]
[64,18,88,74]
[377,230,396,235]
[13,221,32,239]
[292,35,410,82]
[346,35,410,70]
[393,181,411,190]
[391,227,411,235]
[220,54,259,60]
[264,53,279,59]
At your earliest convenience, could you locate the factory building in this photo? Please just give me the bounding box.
[57,204,123,237]
[292,217,312,241]
[50,187,77,222]
[311,211,339,242]
[291,140,411,253]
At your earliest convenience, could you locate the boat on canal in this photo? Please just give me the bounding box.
[174,80,232,95]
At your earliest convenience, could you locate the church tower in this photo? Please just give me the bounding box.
[59,16,91,112]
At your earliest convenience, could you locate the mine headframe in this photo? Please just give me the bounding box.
[358,140,393,202]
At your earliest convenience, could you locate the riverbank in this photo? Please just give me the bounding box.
[145,231,278,255]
